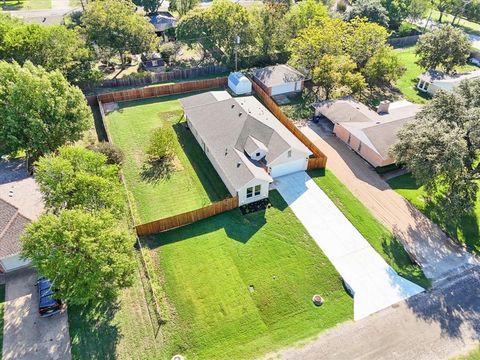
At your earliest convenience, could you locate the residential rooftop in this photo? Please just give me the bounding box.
[252,64,306,87]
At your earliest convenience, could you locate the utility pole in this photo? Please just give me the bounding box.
[234,34,240,72]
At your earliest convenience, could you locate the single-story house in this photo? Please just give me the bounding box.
[252,64,306,96]
[228,72,252,95]
[0,199,30,273]
[148,11,177,40]
[417,69,480,95]
[141,53,165,73]
[180,91,312,205]
[315,99,422,168]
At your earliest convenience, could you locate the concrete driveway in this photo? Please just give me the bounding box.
[275,171,424,320]
[2,268,71,360]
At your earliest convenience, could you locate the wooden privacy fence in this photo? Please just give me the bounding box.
[135,196,239,236]
[97,77,228,103]
[251,81,327,168]
[82,65,228,92]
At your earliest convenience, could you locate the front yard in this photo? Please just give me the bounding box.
[140,191,353,359]
[104,93,230,224]
[388,173,480,253]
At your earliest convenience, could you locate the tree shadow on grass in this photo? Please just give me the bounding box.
[68,301,121,360]
[172,122,230,202]
[140,157,175,184]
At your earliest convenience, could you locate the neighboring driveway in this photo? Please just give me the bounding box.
[275,171,424,320]
[2,268,71,360]
[299,122,478,282]
[272,265,480,360]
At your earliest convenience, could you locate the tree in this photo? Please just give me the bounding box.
[21,209,135,305]
[34,146,124,216]
[133,0,164,14]
[415,25,470,73]
[391,86,480,219]
[82,0,157,68]
[345,0,390,28]
[312,54,366,99]
[169,0,199,16]
[282,0,328,39]
[0,15,98,84]
[87,142,124,165]
[362,46,405,87]
[407,0,430,22]
[0,62,91,161]
[146,126,176,161]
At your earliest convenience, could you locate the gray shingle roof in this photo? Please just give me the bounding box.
[0,199,29,259]
[180,91,311,191]
[252,65,306,88]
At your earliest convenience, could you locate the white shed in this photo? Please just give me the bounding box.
[228,72,252,95]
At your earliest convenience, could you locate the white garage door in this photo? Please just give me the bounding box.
[270,158,307,178]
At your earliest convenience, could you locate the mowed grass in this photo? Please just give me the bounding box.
[430,9,480,35]
[142,191,353,359]
[0,0,51,10]
[0,284,5,356]
[388,173,480,252]
[104,93,230,223]
[309,169,430,288]
[68,257,165,360]
[394,46,477,104]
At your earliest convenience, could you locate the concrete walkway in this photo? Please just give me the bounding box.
[275,171,424,320]
[2,269,71,360]
[300,123,478,282]
[269,266,480,360]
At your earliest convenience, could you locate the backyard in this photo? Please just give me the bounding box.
[104,93,230,224]
[395,46,478,104]
[309,169,430,288]
[140,191,353,359]
[388,173,480,253]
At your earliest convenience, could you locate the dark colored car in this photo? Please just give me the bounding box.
[36,277,64,317]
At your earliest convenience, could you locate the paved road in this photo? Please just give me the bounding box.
[275,171,424,320]
[270,265,480,360]
[2,269,71,360]
[300,122,478,282]
[2,0,78,24]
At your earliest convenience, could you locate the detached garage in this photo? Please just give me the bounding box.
[252,64,306,96]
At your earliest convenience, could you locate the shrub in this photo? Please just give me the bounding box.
[146,126,176,161]
[158,42,178,64]
[88,142,124,165]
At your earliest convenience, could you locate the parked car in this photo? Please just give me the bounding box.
[36,277,64,317]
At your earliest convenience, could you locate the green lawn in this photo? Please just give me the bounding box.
[0,284,4,357]
[141,190,353,360]
[388,173,480,252]
[309,169,430,288]
[0,0,51,10]
[430,9,480,35]
[455,346,480,359]
[104,93,230,224]
[394,46,477,104]
[68,257,166,359]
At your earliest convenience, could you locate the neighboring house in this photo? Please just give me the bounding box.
[0,199,30,273]
[315,98,422,168]
[252,64,306,96]
[417,69,480,95]
[180,91,312,205]
[228,72,252,95]
[148,11,177,40]
[141,53,165,73]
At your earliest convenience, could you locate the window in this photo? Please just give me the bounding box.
[254,185,261,196]
[246,187,253,198]
[287,150,292,157]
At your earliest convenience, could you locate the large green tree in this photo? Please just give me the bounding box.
[133,0,164,14]
[391,83,480,218]
[0,14,98,84]
[345,0,390,28]
[34,146,124,216]
[415,25,470,73]
[169,0,199,16]
[82,0,157,68]
[22,209,135,305]
[0,62,91,160]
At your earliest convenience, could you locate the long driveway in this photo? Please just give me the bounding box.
[2,269,71,360]
[275,171,424,320]
[300,123,478,282]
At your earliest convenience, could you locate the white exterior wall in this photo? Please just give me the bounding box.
[0,255,30,273]
[268,148,309,178]
[270,81,303,96]
[187,118,237,196]
[246,148,267,161]
[228,78,252,95]
[238,178,270,205]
